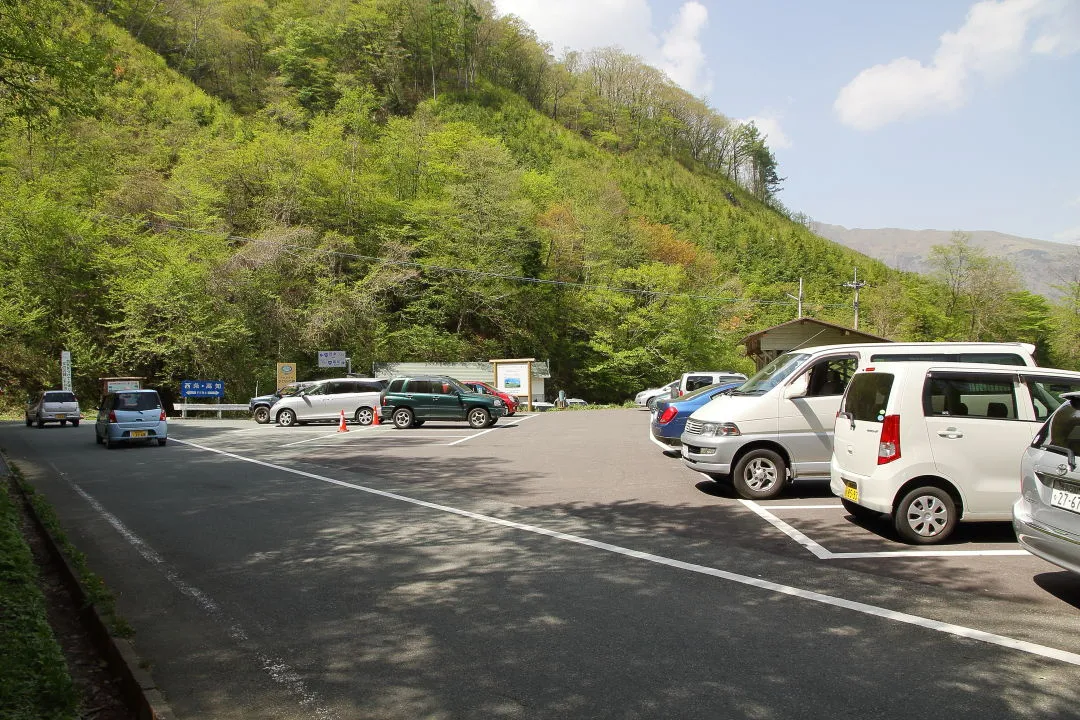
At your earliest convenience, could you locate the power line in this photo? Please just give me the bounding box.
[95,212,854,310]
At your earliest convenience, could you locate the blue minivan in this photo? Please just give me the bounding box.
[95,389,168,448]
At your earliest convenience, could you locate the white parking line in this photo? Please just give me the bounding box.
[446,414,538,446]
[763,504,843,510]
[169,437,1080,668]
[741,500,1030,559]
[280,427,382,447]
[740,500,834,559]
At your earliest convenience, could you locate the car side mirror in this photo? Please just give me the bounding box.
[784,374,810,399]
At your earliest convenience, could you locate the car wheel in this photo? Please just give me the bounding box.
[157,438,167,446]
[277,409,297,427]
[104,435,114,449]
[732,449,787,500]
[484,417,498,428]
[25,415,32,427]
[60,420,67,426]
[354,407,374,426]
[842,498,879,522]
[392,408,414,429]
[411,419,425,428]
[95,432,103,445]
[253,407,271,424]
[468,407,491,429]
[71,419,79,427]
[36,416,44,428]
[893,486,957,544]
[646,396,658,410]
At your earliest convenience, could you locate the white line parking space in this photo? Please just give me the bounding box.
[742,500,1030,560]
[446,413,538,446]
[169,437,1080,668]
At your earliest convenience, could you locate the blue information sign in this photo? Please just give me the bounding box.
[180,380,225,398]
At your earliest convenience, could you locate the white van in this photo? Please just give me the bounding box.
[831,361,1080,544]
[272,377,386,426]
[680,342,1037,499]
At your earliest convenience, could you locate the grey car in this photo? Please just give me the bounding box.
[1014,392,1080,575]
[26,390,81,427]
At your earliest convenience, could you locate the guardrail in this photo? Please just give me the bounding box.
[177,402,249,418]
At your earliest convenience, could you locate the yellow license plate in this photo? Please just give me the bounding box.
[129,430,147,438]
[843,484,859,502]
[56,413,66,419]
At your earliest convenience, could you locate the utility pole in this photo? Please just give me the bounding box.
[842,268,868,330]
[785,277,804,319]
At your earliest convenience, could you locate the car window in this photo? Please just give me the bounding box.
[44,391,77,403]
[805,356,857,397]
[1023,376,1080,422]
[843,373,894,423]
[923,372,1018,419]
[684,375,715,392]
[868,352,1027,366]
[279,384,305,397]
[327,381,357,394]
[115,392,161,411]
[407,380,434,393]
[356,381,383,393]
[388,379,405,392]
[305,383,328,396]
[1034,400,1080,456]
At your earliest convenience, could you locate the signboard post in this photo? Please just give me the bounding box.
[318,351,348,373]
[491,358,535,412]
[276,363,296,391]
[61,351,72,392]
[180,380,226,418]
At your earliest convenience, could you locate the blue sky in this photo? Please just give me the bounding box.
[493,0,1080,244]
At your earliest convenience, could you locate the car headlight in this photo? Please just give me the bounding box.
[700,422,740,437]
[493,399,503,406]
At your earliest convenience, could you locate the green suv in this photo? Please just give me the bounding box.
[380,376,507,429]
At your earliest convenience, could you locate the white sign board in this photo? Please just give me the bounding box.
[106,380,141,392]
[495,363,530,395]
[61,350,72,392]
[317,350,347,368]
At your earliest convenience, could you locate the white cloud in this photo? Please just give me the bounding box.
[834,0,1080,131]
[494,0,713,95]
[738,113,792,150]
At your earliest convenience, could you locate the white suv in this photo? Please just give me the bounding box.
[831,362,1080,544]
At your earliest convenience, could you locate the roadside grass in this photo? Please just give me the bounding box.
[8,464,133,639]
[0,476,78,720]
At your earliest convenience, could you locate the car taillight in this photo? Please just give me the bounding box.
[108,410,117,422]
[658,406,678,425]
[160,410,167,421]
[878,414,901,465]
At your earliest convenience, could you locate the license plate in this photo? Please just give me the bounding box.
[843,482,859,503]
[56,414,65,419]
[129,430,148,438]
[1051,480,1080,513]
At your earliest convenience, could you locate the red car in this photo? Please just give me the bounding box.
[462,380,518,416]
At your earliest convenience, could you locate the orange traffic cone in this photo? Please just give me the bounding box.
[372,407,380,426]
[337,409,349,433]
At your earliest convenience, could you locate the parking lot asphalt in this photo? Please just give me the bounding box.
[4,410,1080,719]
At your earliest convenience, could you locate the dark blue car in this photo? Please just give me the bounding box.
[650,382,741,454]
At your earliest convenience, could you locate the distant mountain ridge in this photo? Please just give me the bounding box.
[811,223,1080,299]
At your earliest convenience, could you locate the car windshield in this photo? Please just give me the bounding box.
[734,353,812,395]
[44,391,77,403]
[115,392,160,410]
[278,384,305,397]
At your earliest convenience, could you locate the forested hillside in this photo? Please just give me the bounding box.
[1,0,1076,405]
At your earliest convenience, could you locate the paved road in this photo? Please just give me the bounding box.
[4,411,1080,719]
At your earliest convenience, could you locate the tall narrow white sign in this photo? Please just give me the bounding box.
[61,350,72,392]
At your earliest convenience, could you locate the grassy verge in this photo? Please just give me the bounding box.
[8,464,133,639]
[0,478,78,720]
